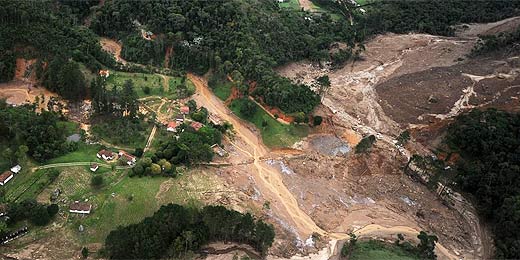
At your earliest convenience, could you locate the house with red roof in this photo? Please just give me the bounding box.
[166,121,178,132]
[97,150,116,161]
[180,106,190,114]
[69,201,92,214]
[0,171,13,186]
[190,121,204,131]
[119,150,137,166]
[99,70,110,78]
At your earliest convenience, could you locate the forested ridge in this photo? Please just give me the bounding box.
[447,109,520,258]
[0,0,114,100]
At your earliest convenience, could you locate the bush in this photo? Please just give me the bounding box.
[355,135,376,154]
[47,204,59,217]
[240,99,257,118]
[142,86,151,95]
[313,116,323,126]
[91,175,104,188]
[81,247,89,258]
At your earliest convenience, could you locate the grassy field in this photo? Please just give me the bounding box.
[70,171,216,243]
[213,81,233,101]
[106,71,164,98]
[279,0,301,10]
[351,240,419,260]
[47,143,103,164]
[105,71,192,99]
[229,99,308,148]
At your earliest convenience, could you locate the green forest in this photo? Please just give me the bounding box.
[104,204,275,259]
[91,0,364,115]
[447,109,520,258]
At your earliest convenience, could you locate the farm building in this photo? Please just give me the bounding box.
[69,201,92,214]
[97,150,116,161]
[0,171,13,186]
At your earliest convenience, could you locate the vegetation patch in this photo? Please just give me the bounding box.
[91,118,151,149]
[229,98,308,148]
[212,81,233,101]
[105,71,163,98]
[103,203,275,259]
[350,240,418,260]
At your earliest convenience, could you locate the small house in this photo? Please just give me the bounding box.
[69,201,92,214]
[97,150,115,161]
[211,144,228,157]
[180,106,190,115]
[175,114,185,122]
[190,121,204,131]
[166,121,178,132]
[99,70,110,78]
[0,171,14,186]
[119,150,137,166]
[90,163,99,172]
[209,113,223,125]
[10,165,21,174]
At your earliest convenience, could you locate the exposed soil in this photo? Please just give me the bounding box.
[100,37,126,64]
[272,17,520,260]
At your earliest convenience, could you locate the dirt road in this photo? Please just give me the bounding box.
[187,74,458,259]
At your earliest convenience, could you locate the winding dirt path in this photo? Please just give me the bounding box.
[188,73,458,259]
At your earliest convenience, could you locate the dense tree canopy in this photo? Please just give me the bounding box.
[104,204,275,259]
[447,109,520,258]
[0,101,72,162]
[363,0,520,36]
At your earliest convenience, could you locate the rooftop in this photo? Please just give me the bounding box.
[0,171,13,182]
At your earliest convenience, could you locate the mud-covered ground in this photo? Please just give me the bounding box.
[273,17,520,259]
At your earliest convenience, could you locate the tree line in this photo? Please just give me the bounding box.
[446,109,520,258]
[103,204,275,259]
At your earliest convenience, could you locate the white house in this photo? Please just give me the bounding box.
[69,201,92,214]
[0,171,14,186]
[10,165,21,174]
[90,164,99,172]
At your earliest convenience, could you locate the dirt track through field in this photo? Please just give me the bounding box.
[188,73,458,259]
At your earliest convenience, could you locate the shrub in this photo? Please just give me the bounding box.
[91,175,104,188]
